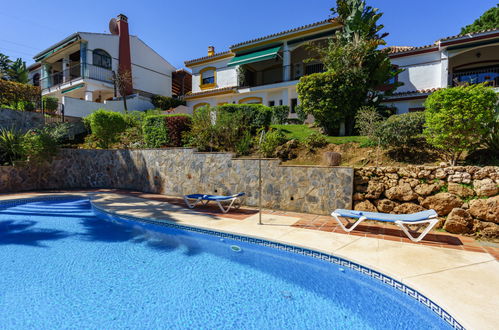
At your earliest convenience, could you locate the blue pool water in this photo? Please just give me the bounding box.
[0,199,451,329]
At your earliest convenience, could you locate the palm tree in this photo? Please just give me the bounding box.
[8,58,28,83]
[0,53,12,80]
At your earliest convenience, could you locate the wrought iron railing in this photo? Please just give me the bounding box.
[238,63,326,88]
[40,63,114,92]
[452,67,499,87]
[305,63,325,75]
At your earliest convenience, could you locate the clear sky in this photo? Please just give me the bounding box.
[0,0,496,70]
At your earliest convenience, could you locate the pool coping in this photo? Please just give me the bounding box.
[0,193,465,329]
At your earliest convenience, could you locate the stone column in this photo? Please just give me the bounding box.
[62,56,70,82]
[283,42,291,82]
[84,90,93,101]
[440,49,449,87]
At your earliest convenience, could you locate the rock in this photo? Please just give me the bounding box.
[421,193,463,216]
[384,183,418,202]
[323,152,342,166]
[414,183,439,196]
[447,183,475,198]
[469,196,499,223]
[473,178,499,197]
[393,203,426,214]
[443,208,474,234]
[354,200,377,212]
[365,181,385,199]
[353,193,365,201]
[375,199,399,213]
[275,139,300,161]
[473,221,499,239]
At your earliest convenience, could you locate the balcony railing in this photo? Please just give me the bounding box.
[40,63,114,92]
[452,67,499,87]
[238,63,326,88]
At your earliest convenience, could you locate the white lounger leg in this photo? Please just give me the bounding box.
[216,197,241,213]
[331,213,367,232]
[184,196,207,209]
[395,218,439,242]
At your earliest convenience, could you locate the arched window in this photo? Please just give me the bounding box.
[93,49,112,69]
[32,73,40,86]
[199,67,216,89]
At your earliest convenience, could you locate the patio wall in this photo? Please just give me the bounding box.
[0,149,354,214]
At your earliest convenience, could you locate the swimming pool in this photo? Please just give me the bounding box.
[0,198,456,329]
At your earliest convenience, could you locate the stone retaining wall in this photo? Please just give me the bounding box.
[0,108,44,131]
[354,166,499,238]
[0,149,353,214]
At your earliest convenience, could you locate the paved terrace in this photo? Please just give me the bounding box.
[1,190,498,330]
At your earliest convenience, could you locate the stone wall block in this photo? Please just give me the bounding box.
[421,193,463,216]
[443,208,474,234]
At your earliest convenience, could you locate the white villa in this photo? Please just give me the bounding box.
[184,20,499,117]
[29,14,176,117]
[383,28,499,113]
[184,19,340,114]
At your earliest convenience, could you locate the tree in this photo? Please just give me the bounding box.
[424,84,498,165]
[461,5,499,34]
[113,69,133,113]
[0,53,12,80]
[8,58,28,84]
[298,0,399,135]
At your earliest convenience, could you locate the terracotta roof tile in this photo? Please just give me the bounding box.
[184,51,233,67]
[184,86,237,99]
[439,27,499,42]
[389,88,441,97]
[230,19,337,49]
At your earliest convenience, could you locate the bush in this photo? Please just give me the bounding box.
[185,106,215,151]
[304,132,328,149]
[0,128,25,165]
[143,115,169,148]
[165,114,192,147]
[42,96,59,113]
[22,130,58,163]
[259,129,287,157]
[355,106,383,141]
[86,109,127,149]
[0,80,40,110]
[218,104,272,132]
[270,105,290,125]
[235,130,252,156]
[484,105,499,152]
[151,95,186,110]
[43,122,87,146]
[295,104,307,124]
[375,112,426,148]
[424,84,498,165]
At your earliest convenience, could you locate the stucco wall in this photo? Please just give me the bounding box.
[0,149,353,214]
[191,58,238,93]
[62,95,154,117]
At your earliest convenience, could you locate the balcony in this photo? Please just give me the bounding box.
[41,63,114,93]
[451,66,499,87]
[238,62,326,88]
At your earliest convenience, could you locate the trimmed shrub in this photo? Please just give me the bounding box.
[86,109,127,148]
[185,106,215,151]
[143,115,169,148]
[151,95,186,110]
[42,96,58,113]
[304,132,328,149]
[165,114,192,147]
[270,105,290,125]
[424,84,498,165]
[0,80,40,110]
[375,112,426,148]
[217,104,272,132]
[259,129,287,158]
[294,104,308,124]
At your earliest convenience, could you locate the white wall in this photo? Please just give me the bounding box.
[191,57,238,93]
[383,99,426,114]
[63,95,154,117]
[391,51,443,92]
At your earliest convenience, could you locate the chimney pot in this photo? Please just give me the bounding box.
[208,46,215,57]
[117,13,128,22]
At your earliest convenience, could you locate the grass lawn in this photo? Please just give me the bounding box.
[270,124,369,145]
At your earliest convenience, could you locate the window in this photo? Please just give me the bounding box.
[268,100,275,107]
[408,107,425,112]
[200,67,216,88]
[32,73,40,86]
[279,99,283,106]
[290,98,298,113]
[93,49,112,69]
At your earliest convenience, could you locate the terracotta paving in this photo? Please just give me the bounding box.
[3,189,498,259]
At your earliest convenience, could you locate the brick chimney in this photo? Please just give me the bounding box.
[208,46,215,56]
[117,14,133,95]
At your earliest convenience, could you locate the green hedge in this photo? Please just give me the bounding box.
[143,114,192,148]
[151,95,186,110]
[86,109,127,148]
[270,105,289,125]
[217,104,272,132]
[0,79,40,110]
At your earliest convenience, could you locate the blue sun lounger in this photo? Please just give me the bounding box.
[331,209,439,242]
[184,193,246,213]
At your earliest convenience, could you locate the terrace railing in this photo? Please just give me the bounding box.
[451,66,499,87]
[40,63,114,92]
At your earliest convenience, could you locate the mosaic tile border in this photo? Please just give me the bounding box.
[0,196,465,329]
[90,202,465,330]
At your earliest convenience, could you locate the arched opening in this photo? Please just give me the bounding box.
[93,49,112,69]
[193,102,210,110]
[238,96,263,104]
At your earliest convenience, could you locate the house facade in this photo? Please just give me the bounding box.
[30,14,176,117]
[383,28,499,113]
[184,19,340,114]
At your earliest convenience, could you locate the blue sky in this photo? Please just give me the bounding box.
[0,0,496,69]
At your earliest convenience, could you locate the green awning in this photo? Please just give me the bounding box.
[227,46,281,67]
[61,84,84,94]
